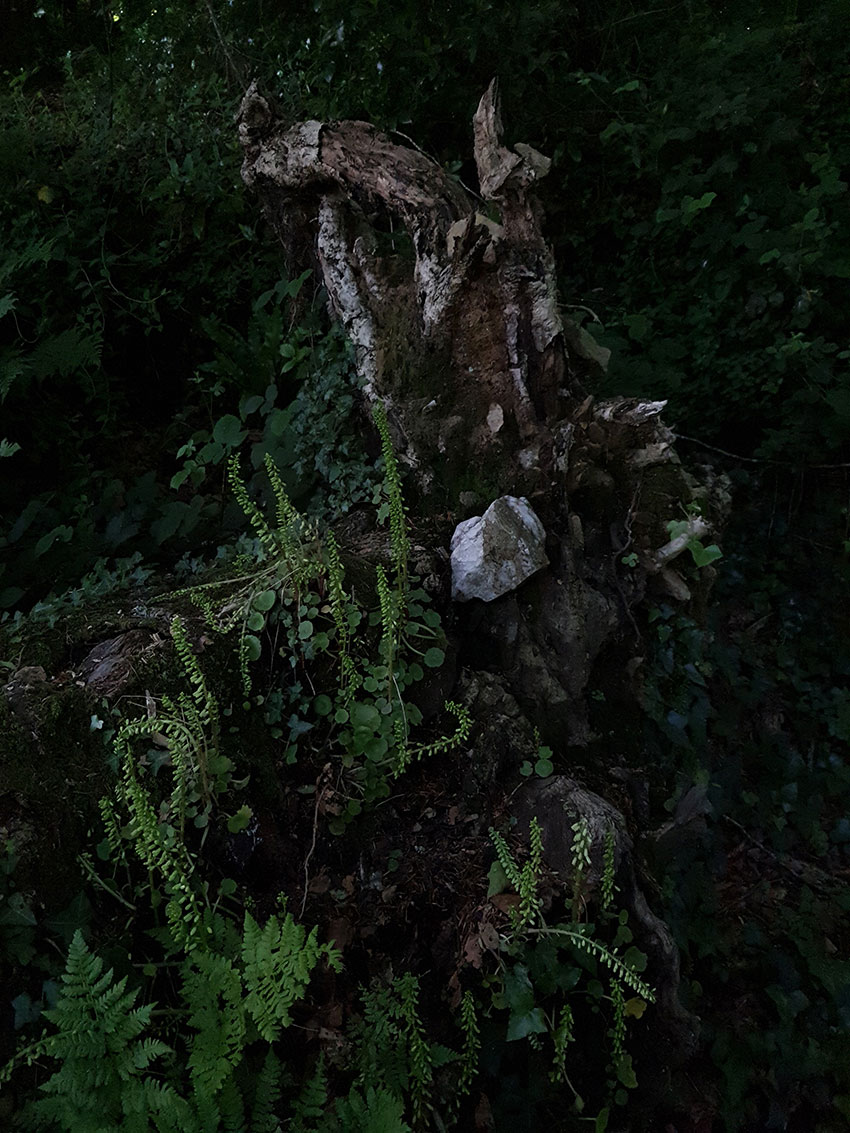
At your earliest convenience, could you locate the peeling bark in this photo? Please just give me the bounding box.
[234,71,730,742]
[235,73,727,720]
[238,79,584,499]
[237,79,727,1081]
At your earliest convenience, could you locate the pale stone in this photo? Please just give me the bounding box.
[487,403,504,434]
[450,496,548,602]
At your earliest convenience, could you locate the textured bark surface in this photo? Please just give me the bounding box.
[236,81,709,571]
[237,79,721,1062]
[238,79,585,502]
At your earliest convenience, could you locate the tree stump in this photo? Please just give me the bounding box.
[237,77,717,1073]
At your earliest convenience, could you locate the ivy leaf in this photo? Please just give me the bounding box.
[688,541,723,567]
[624,312,650,342]
[266,407,291,437]
[682,191,716,215]
[534,756,554,777]
[35,525,73,557]
[666,519,690,539]
[623,945,648,973]
[12,992,42,1030]
[506,1006,548,1041]
[170,467,191,490]
[487,860,510,897]
[239,394,264,418]
[364,736,389,762]
[44,892,91,946]
[624,997,648,1019]
[503,964,535,1014]
[212,414,247,448]
[351,703,381,729]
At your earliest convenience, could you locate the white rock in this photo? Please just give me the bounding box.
[450,496,548,602]
[486,402,504,434]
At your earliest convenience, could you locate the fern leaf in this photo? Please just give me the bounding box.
[182,950,246,1095]
[30,324,102,379]
[289,1053,328,1132]
[242,911,340,1043]
[250,1048,284,1133]
[333,1085,411,1133]
[218,1071,247,1132]
[14,931,168,1130]
[0,345,25,400]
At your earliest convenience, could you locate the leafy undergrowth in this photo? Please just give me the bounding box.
[635,465,850,1131]
[0,424,657,1131]
[2,465,849,1131]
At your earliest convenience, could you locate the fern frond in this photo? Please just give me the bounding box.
[241,910,341,1043]
[517,817,544,928]
[117,751,207,950]
[10,931,170,1130]
[609,978,626,1061]
[263,452,301,537]
[397,700,472,772]
[375,563,399,674]
[601,826,618,911]
[98,793,126,863]
[250,1048,284,1133]
[353,981,408,1098]
[30,323,103,381]
[458,990,480,1098]
[289,1053,328,1132]
[227,454,278,557]
[325,531,359,701]
[170,616,219,734]
[182,950,246,1096]
[395,973,432,1125]
[488,828,523,892]
[549,1003,574,1084]
[218,1072,247,1133]
[333,1085,411,1133]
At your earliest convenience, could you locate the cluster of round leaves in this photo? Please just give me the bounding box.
[220,553,451,834]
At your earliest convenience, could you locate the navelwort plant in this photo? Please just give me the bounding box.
[166,400,470,831]
[487,817,655,1116]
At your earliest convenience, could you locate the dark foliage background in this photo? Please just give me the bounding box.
[1,1,849,1128]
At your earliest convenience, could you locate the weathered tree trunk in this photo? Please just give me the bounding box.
[236,77,715,734]
[237,79,715,1066]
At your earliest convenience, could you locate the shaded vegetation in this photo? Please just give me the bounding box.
[1,1,849,1130]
